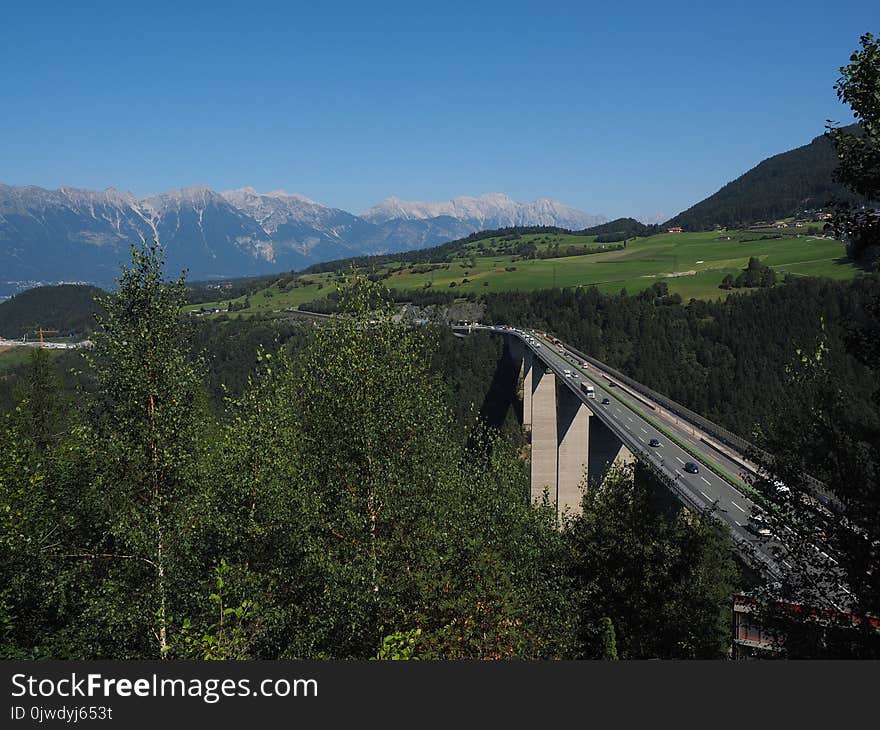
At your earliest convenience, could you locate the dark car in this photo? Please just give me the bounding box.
[746,522,772,538]
[601,397,610,405]
[648,438,661,447]
[684,461,699,474]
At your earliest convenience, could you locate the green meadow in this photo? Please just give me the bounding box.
[0,346,41,372]
[186,229,859,317]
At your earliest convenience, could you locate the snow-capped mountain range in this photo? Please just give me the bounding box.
[363,193,599,230]
[0,184,605,282]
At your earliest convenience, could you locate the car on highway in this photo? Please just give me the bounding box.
[572,372,579,378]
[746,522,773,538]
[684,461,700,474]
[601,397,610,405]
[648,438,661,447]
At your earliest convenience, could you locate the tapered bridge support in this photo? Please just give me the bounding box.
[505,335,631,523]
[530,365,557,505]
[557,385,590,518]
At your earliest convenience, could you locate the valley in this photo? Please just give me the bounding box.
[186,227,857,317]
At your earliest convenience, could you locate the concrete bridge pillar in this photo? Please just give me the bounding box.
[530,365,557,504]
[613,443,635,468]
[557,385,589,517]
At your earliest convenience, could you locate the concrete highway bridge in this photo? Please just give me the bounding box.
[454,323,850,596]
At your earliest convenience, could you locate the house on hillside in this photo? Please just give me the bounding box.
[667,226,683,233]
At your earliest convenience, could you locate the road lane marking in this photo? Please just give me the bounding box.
[675,456,685,464]
[638,436,645,443]
[640,427,647,434]
[700,476,711,485]
[730,501,746,513]
[699,490,710,501]
[734,520,742,527]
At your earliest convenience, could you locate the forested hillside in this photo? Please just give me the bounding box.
[483,276,880,438]
[0,284,104,339]
[666,126,868,230]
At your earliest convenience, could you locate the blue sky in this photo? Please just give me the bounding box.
[0,1,874,220]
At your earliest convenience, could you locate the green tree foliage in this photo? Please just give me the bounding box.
[482,277,879,438]
[599,617,618,660]
[586,218,661,238]
[0,247,587,659]
[275,279,571,658]
[11,348,70,450]
[747,284,880,657]
[826,32,880,268]
[189,315,311,403]
[564,465,738,659]
[0,340,91,658]
[75,243,206,657]
[719,257,777,289]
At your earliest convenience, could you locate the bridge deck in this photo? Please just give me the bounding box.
[465,325,852,608]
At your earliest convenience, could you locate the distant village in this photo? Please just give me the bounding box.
[666,211,834,235]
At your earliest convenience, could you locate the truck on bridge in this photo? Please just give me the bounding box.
[580,383,596,399]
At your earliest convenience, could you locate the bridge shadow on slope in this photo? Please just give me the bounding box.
[478,338,521,429]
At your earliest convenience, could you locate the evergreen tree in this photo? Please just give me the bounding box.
[600,617,619,660]
[12,348,68,450]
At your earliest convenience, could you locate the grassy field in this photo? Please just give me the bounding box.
[185,229,859,317]
[0,346,39,373]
